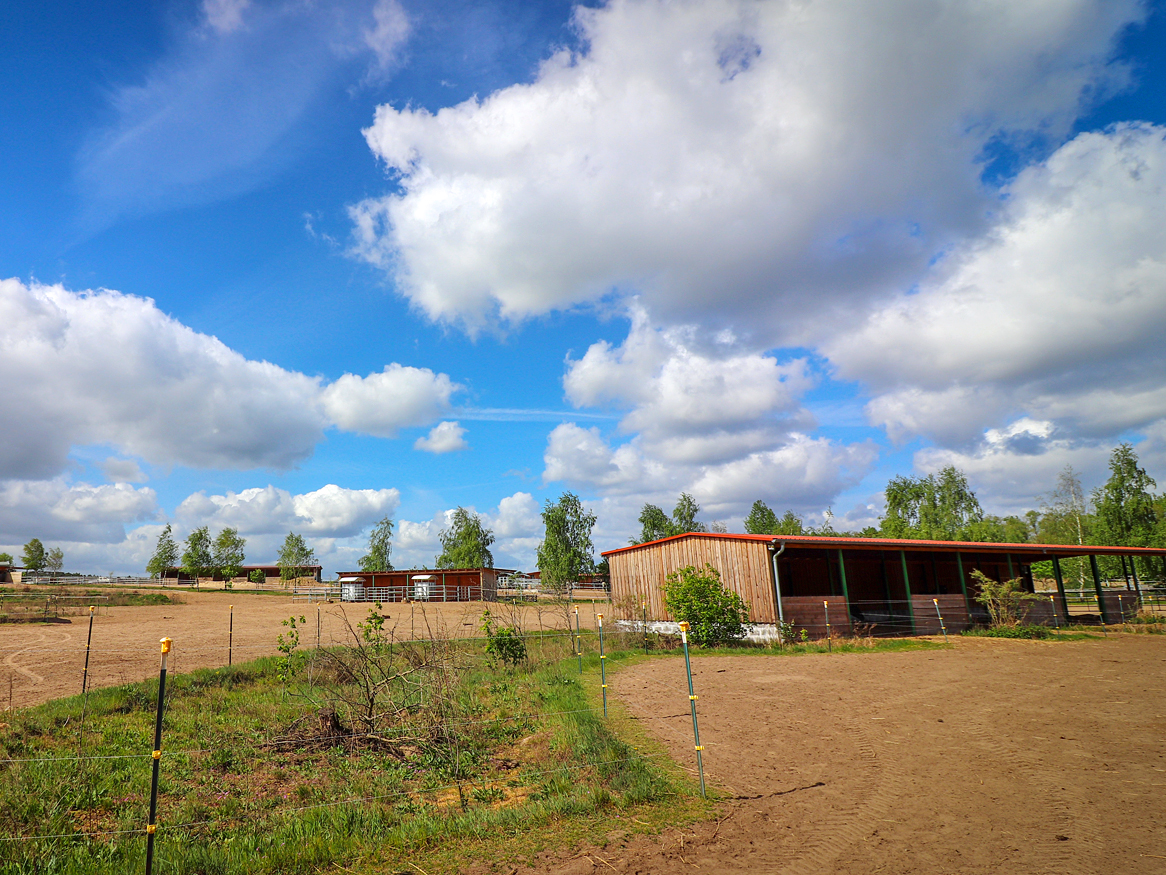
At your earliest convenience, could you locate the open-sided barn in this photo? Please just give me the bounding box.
[602,533,1166,636]
[335,568,512,603]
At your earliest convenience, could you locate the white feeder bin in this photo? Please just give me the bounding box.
[338,576,365,602]
[411,574,433,600]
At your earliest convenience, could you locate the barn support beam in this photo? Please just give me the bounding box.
[1130,557,1142,600]
[1089,554,1109,624]
[955,551,969,610]
[837,550,850,604]
[1051,556,1069,621]
[899,550,917,634]
[1007,554,1015,581]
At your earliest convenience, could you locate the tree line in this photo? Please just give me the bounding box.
[1,539,65,574]
[631,442,1165,580]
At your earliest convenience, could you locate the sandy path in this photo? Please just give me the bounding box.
[520,635,1166,874]
[0,591,598,710]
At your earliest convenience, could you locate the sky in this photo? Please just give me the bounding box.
[2,0,1166,575]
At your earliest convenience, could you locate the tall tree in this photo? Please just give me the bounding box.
[634,504,674,544]
[880,466,984,540]
[21,538,46,572]
[277,532,317,583]
[146,524,180,578]
[744,500,779,535]
[358,516,395,572]
[0,552,13,564]
[1036,466,1092,586]
[671,493,706,534]
[181,527,214,580]
[212,527,247,579]
[1093,443,1157,547]
[775,510,807,536]
[435,508,494,568]
[537,492,597,593]
[45,547,64,575]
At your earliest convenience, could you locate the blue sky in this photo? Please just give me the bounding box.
[3,0,1166,574]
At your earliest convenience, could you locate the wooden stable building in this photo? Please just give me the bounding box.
[603,533,1166,637]
[335,568,512,603]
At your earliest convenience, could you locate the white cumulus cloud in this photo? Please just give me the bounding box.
[352,0,1142,333]
[0,278,462,479]
[565,306,814,463]
[176,484,400,538]
[413,421,469,453]
[0,479,158,544]
[829,124,1166,445]
[322,365,460,438]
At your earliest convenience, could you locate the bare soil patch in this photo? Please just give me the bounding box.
[519,636,1166,874]
[0,591,596,709]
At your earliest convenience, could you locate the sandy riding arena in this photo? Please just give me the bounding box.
[0,590,594,709]
[522,636,1166,875]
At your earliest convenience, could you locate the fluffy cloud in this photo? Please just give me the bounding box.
[413,421,469,453]
[322,366,459,438]
[352,0,1141,333]
[176,484,399,538]
[543,421,875,517]
[0,279,460,478]
[565,307,814,463]
[0,278,323,477]
[829,124,1166,444]
[0,479,158,544]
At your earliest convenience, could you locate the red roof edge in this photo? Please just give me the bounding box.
[600,531,1166,558]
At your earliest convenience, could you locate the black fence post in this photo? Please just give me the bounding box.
[145,637,172,875]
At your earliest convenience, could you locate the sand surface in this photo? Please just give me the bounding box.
[520,635,1166,874]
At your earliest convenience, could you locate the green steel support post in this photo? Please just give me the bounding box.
[1006,554,1015,580]
[1051,556,1069,622]
[955,551,969,605]
[837,550,850,602]
[899,550,917,634]
[1089,554,1109,624]
[1130,557,1142,600]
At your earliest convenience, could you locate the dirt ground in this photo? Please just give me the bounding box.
[4,596,1165,874]
[0,590,596,709]
[516,635,1166,875]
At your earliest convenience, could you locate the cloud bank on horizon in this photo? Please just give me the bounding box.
[4,0,1166,574]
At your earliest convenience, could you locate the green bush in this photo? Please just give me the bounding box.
[249,568,266,584]
[481,609,527,666]
[965,624,1052,640]
[663,563,750,647]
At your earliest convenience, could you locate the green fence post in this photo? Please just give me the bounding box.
[932,598,948,643]
[574,606,582,675]
[597,613,607,718]
[678,621,706,798]
[228,605,234,667]
[145,637,172,875]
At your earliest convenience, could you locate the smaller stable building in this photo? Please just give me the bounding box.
[603,533,1166,636]
[160,564,323,585]
[335,568,512,603]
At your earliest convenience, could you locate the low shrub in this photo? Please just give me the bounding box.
[663,563,750,647]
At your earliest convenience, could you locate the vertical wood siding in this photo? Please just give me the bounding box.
[610,537,778,623]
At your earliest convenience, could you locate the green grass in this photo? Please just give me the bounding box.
[0,635,702,875]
